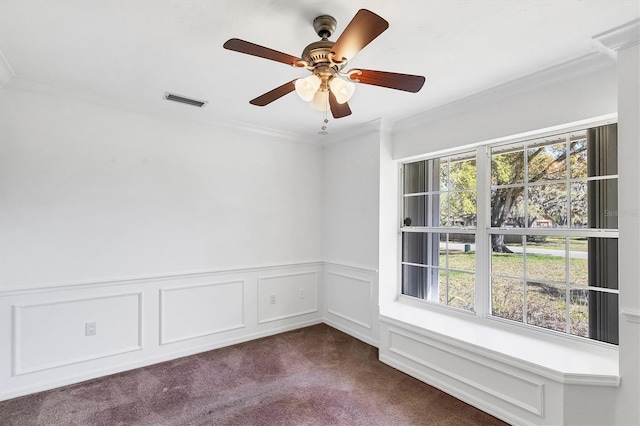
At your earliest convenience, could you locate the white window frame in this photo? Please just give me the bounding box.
[400,151,478,313]
[398,117,619,347]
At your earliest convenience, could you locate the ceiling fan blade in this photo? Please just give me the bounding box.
[348,69,425,93]
[331,9,389,62]
[328,90,352,119]
[249,80,296,106]
[223,38,303,66]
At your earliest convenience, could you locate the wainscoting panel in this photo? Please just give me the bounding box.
[0,262,323,401]
[327,272,372,329]
[323,263,378,347]
[378,320,570,425]
[387,328,544,416]
[257,271,318,324]
[14,293,142,375]
[160,280,245,345]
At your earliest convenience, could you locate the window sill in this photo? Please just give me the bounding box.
[379,300,620,386]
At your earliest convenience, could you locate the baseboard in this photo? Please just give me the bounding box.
[1,318,323,401]
[323,319,379,348]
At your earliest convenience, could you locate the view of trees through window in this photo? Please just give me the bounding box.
[401,124,619,344]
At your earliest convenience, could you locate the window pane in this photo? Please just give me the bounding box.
[439,192,449,226]
[491,187,525,227]
[447,234,475,272]
[448,191,476,227]
[570,288,619,345]
[438,269,448,305]
[402,232,441,266]
[584,126,618,177]
[491,277,523,322]
[569,134,588,178]
[404,159,441,194]
[447,271,475,311]
[527,183,567,227]
[449,158,477,190]
[492,144,525,185]
[402,264,438,299]
[439,159,448,191]
[526,282,566,333]
[527,139,567,183]
[587,178,618,230]
[525,245,566,284]
[570,182,588,228]
[404,161,427,194]
[569,237,589,286]
[404,195,443,227]
[586,238,618,290]
[586,291,618,345]
[491,239,524,276]
[569,288,589,338]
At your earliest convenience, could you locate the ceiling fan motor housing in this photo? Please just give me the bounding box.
[313,15,337,38]
[301,40,344,69]
[302,15,347,74]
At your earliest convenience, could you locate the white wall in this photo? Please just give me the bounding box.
[322,128,380,270]
[0,87,325,400]
[321,126,381,346]
[0,89,323,289]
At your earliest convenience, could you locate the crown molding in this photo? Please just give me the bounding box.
[393,52,615,134]
[593,19,640,52]
[0,49,16,88]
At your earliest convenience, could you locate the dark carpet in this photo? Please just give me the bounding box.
[0,324,507,425]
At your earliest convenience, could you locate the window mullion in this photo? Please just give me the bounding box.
[475,146,490,318]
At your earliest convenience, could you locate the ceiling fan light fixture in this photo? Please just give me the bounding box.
[329,77,355,104]
[310,90,330,111]
[224,9,425,122]
[295,74,321,102]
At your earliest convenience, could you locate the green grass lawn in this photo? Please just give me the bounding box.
[439,251,589,337]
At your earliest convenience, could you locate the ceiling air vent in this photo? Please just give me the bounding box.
[164,92,208,108]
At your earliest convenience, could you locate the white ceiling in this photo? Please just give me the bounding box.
[0,0,638,140]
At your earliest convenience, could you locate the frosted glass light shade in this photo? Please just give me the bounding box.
[295,74,321,102]
[329,77,355,104]
[310,90,330,111]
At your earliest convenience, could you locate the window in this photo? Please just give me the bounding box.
[401,123,619,345]
[402,153,477,311]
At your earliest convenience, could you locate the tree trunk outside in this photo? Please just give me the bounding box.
[491,234,513,253]
[490,187,521,253]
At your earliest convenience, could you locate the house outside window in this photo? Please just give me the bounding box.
[401,123,619,345]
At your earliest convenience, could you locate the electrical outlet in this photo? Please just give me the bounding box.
[269,294,276,305]
[299,289,305,299]
[85,321,96,336]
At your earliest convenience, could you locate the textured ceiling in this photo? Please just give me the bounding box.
[0,0,638,140]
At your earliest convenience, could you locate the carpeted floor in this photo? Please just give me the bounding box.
[0,324,508,425]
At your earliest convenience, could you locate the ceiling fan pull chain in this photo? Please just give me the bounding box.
[319,99,329,135]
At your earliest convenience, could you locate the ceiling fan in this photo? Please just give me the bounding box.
[223,9,425,120]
